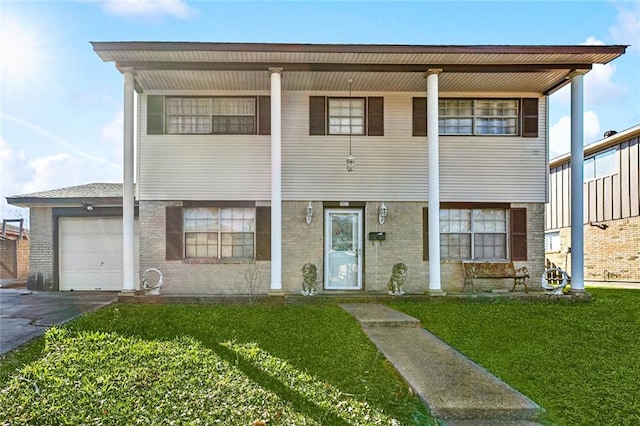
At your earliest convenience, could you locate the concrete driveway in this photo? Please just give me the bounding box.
[0,288,117,355]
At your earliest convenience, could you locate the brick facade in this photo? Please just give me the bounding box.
[546,216,640,283]
[139,201,271,295]
[26,207,55,290]
[141,200,545,295]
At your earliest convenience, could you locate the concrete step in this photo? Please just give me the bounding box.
[340,303,421,327]
[341,303,544,423]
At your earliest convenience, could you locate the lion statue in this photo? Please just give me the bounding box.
[301,263,318,296]
[388,263,408,296]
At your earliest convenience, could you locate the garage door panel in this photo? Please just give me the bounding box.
[59,217,139,291]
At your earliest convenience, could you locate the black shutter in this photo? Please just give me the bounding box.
[309,96,326,135]
[413,97,427,136]
[147,95,164,135]
[423,207,429,261]
[510,208,527,261]
[255,207,271,260]
[367,97,384,136]
[166,206,183,260]
[258,96,271,135]
[521,98,539,138]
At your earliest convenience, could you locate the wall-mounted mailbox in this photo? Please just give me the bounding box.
[368,232,386,241]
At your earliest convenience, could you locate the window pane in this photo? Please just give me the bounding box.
[474,233,506,259]
[328,98,365,135]
[545,231,561,252]
[212,98,255,115]
[440,209,470,232]
[185,232,218,259]
[473,209,506,232]
[212,116,255,134]
[584,158,595,181]
[221,232,254,259]
[440,234,471,259]
[594,149,617,178]
[166,98,211,134]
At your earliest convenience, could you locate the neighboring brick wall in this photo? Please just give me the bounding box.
[26,207,55,290]
[0,239,26,279]
[546,217,640,282]
[139,201,270,295]
[17,239,29,280]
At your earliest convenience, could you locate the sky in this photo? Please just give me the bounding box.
[1,0,639,223]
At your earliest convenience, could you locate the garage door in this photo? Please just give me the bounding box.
[59,217,139,291]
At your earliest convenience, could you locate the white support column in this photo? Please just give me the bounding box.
[427,69,444,295]
[270,68,283,292]
[122,70,136,292]
[569,72,586,293]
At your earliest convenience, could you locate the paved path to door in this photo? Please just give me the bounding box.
[341,303,545,425]
[0,288,117,354]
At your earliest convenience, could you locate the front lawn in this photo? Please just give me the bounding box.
[390,288,640,425]
[0,303,432,425]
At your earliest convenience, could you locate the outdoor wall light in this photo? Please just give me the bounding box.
[83,202,94,211]
[306,201,313,224]
[345,78,355,173]
[378,202,387,224]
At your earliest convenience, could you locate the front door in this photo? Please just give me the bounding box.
[325,209,363,290]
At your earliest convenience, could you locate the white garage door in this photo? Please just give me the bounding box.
[59,217,139,291]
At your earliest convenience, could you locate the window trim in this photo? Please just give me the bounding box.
[309,96,384,136]
[545,230,562,253]
[422,205,527,262]
[165,203,271,262]
[327,97,366,136]
[149,95,271,136]
[439,98,519,136]
[183,206,256,260]
[413,97,537,137]
[584,148,618,182]
[439,207,510,261]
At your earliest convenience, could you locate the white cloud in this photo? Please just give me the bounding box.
[102,0,198,19]
[0,137,122,223]
[610,2,640,52]
[549,111,602,159]
[551,37,624,107]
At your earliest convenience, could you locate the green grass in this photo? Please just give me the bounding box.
[4,289,639,425]
[0,303,432,425]
[389,288,640,426]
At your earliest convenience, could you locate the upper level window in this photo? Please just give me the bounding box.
[439,99,518,135]
[166,97,256,135]
[584,148,617,181]
[328,98,365,135]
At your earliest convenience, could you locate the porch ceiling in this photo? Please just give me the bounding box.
[92,42,627,94]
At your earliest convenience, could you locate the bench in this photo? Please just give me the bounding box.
[462,261,529,293]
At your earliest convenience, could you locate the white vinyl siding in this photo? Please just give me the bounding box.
[138,94,270,201]
[138,92,546,203]
[283,92,546,202]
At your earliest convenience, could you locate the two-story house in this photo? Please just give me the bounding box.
[10,42,627,295]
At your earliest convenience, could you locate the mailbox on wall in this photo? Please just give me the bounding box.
[368,232,386,241]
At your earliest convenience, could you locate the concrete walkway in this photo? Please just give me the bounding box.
[0,288,117,354]
[341,303,544,425]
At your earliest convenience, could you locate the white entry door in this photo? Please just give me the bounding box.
[324,209,363,290]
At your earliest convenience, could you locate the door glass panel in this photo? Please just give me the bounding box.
[325,210,362,289]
